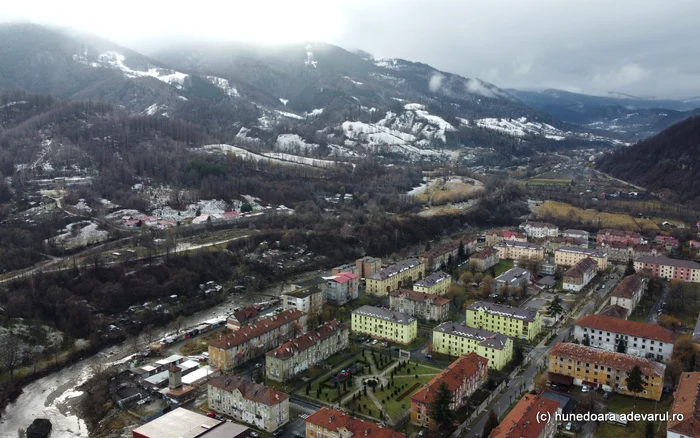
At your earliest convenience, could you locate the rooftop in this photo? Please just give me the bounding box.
[352,305,416,325]
[208,375,288,406]
[494,241,544,250]
[563,257,598,278]
[467,301,538,322]
[413,271,451,288]
[611,274,647,299]
[131,407,223,438]
[389,289,451,305]
[266,320,348,360]
[470,247,499,259]
[367,258,423,281]
[555,246,606,258]
[562,229,589,235]
[209,309,305,350]
[636,256,700,269]
[326,271,359,284]
[282,285,323,299]
[494,267,531,285]
[667,372,700,436]
[550,343,666,378]
[598,304,630,319]
[411,353,488,404]
[598,229,641,237]
[305,408,405,438]
[419,241,460,259]
[575,314,676,343]
[434,322,509,350]
[521,221,558,229]
[489,394,559,438]
[229,305,260,325]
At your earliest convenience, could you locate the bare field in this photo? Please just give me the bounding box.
[415,177,483,204]
[536,201,660,230]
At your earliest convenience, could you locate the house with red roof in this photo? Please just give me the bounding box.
[305,408,405,438]
[667,372,700,438]
[488,394,560,438]
[325,271,360,305]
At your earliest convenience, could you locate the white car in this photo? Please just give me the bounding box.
[581,385,590,393]
[372,339,378,345]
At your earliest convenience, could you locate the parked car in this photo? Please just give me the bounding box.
[206,412,216,418]
[424,354,433,360]
[250,432,259,438]
[565,422,572,431]
[272,429,284,436]
[294,433,305,438]
[581,385,590,393]
[372,339,378,345]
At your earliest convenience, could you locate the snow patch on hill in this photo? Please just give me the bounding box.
[304,45,318,68]
[344,76,363,86]
[196,144,347,168]
[475,117,564,139]
[205,76,239,97]
[276,110,304,120]
[142,104,166,116]
[306,108,324,117]
[279,98,289,106]
[275,134,318,153]
[93,51,188,88]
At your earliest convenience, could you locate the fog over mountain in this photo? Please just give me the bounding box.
[2,0,700,99]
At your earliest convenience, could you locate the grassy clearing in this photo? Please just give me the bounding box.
[179,339,208,356]
[536,201,659,230]
[595,394,673,438]
[492,260,515,277]
[415,178,482,204]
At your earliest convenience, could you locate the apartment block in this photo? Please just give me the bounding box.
[324,271,359,305]
[485,230,527,246]
[412,271,451,295]
[548,343,665,401]
[208,309,307,370]
[469,247,500,271]
[494,267,531,293]
[596,229,642,246]
[519,221,559,238]
[389,289,451,322]
[554,246,608,271]
[609,274,647,314]
[573,314,675,361]
[266,320,349,382]
[365,258,425,296]
[419,241,460,271]
[488,394,560,438]
[281,285,325,315]
[432,322,513,370]
[466,301,542,341]
[561,229,590,241]
[351,305,417,344]
[562,257,598,292]
[207,375,289,432]
[634,256,700,283]
[305,408,405,438]
[356,256,382,279]
[494,241,545,261]
[410,353,488,427]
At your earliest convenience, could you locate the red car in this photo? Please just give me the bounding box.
[207,412,216,418]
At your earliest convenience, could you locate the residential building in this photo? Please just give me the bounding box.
[596,229,642,246]
[207,375,289,432]
[432,322,513,370]
[609,274,648,314]
[412,271,451,295]
[656,235,680,249]
[356,256,382,279]
[634,256,700,283]
[389,289,451,322]
[634,244,666,259]
[539,236,588,253]
[554,246,608,271]
[485,230,527,246]
[365,258,425,296]
[667,372,700,438]
[227,306,262,330]
[494,241,545,261]
[305,408,405,438]
[561,229,590,241]
[598,304,630,320]
[494,267,531,293]
[519,221,559,238]
[573,314,676,361]
[466,301,542,341]
[132,408,249,438]
[540,258,557,275]
[208,310,307,370]
[469,247,500,271]
[410,353,488,427]
[281,285,325,315]
[331,263,358,275]
[419,241,460,271]
[324,272,359,305]
[488,394,560,438]
[548,343,665,400]
[694,312,700,344]
[266,320,349,382]
[562,257,598,292]
[351,305,417,344]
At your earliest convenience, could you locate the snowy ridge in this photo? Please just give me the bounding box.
[196,144,347,168]
[205,76,240,97]
[475,117,564,139]
[275,134,318,153]
[276,110,304,120]
[142,104,166,116]
[87,51,188,88]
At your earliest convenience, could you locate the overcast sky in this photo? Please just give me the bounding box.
[3,0,699,99]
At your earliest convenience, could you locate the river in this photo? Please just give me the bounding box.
[0,290,274,438]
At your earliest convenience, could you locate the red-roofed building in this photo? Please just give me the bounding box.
[207,375,289,432]
[634,256,700,283]
[305,408,405,438]
[325,272,360,305]
[469,247,500,271]
[389,289,451,322]
[596,229,641,246]
[609,274,647,313]
[410,353,488,427]
[208,309,307,370]
[485,230,527,246]
[488,394,560,438]
[655,235,679,249]
[667,372,700,438]
[573,314,676,360]
[265,320,349,382]
[419,241,460,271]
[562,257,598,292]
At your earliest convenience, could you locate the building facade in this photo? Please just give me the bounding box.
[351,305,417,344]
[494,241,545,261]
[573,314,675,361]
[419,241,460,272]
[667,372,700,438]
[548,343,665,400]
[389,289,451,322]
[365,259,425,296]
[432,322,513,370]
[356,256,382,279]
[634,256,700,283]
[305,408,406,438]
[562,257,598,292]
[469,247,500,271]
[410,353,488,427]
[561,229,590,241]
[281,285,325,315]
[488,394,560,438]
[539,236,588,254]
[554,246,608,271]
[466,301,542,341]
[265,320,349,382]
[412,271,451,295]
[494,267,531,293]
[208,310,307,370]
[610,274,648,313]
[207,375,289,432]
[519,221,559,238]
[324,272,359,305]
[485,230,527,246]
[596,229,642,246]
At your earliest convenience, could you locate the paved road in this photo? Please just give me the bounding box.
[646,282,669,324]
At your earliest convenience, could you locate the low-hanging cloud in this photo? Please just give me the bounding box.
[428,74,444,92]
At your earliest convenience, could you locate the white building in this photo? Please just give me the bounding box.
[609,274,647,314]
[519,221,559,238]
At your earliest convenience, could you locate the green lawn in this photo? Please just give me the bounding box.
[492,260,514,277]
[595,394,673,438]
